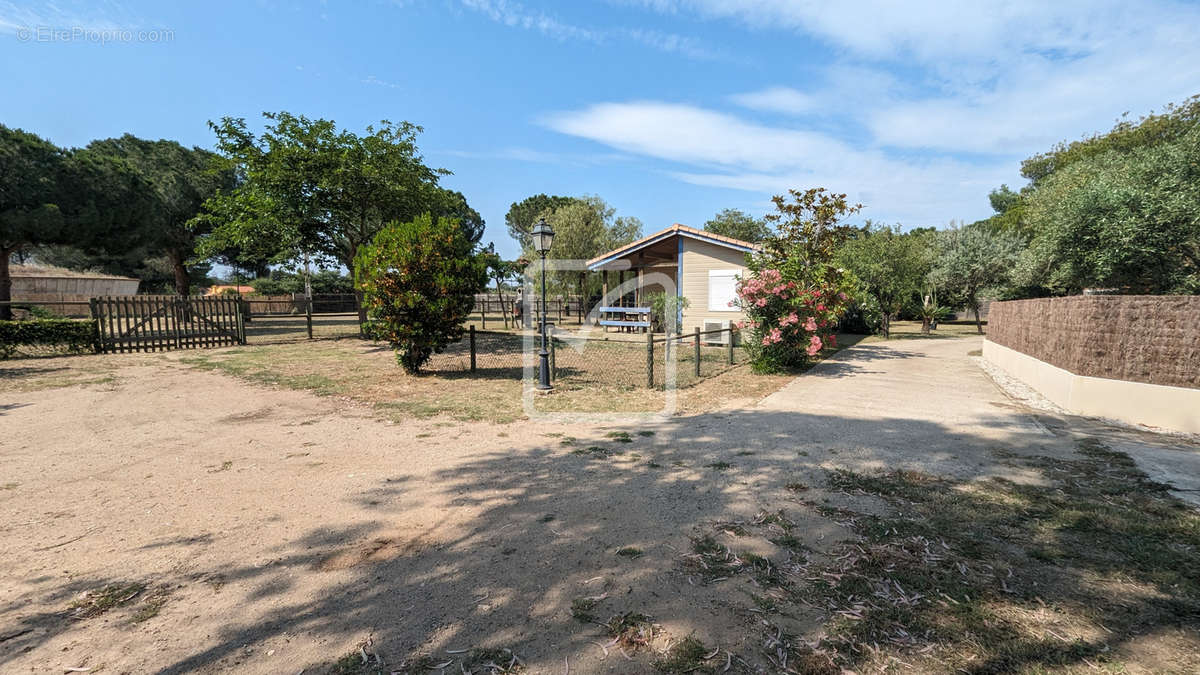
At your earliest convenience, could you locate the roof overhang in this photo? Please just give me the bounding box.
[586,224,759,271]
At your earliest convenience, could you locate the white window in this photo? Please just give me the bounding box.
[708,270,740,312]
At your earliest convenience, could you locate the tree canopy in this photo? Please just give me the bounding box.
[0,125,154,316]
[929,223,1025,332]
[81,134,233,295]
[198,112,481,275]
[762,188,862,264]
[1018,122,1200,294]
[836,224,933,338]
[703,208,772,243]
[505,194,580,250]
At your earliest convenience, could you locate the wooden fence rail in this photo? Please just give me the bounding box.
[90,295,245,353]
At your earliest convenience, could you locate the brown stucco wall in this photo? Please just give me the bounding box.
[987,295,1200,390]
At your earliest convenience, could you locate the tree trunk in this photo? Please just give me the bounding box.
[168,250,190,296]
[882,313,891,339]
[495,276,507,329]
[0,246,14,321]
[921,317,931,334]
[974,304,983,334]
[349,245,367,328]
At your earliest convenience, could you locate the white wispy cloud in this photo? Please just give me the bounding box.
[458,0,724,60]
[436,146,632,166]
[361,75,402,89]
[459,0,602,43]
[545,0,1199,225]
[0,0,139,32]
[542,100,1011,225]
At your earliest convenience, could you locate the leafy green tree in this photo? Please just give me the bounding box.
[734,188,861,372]
[1,126,71,318]
[929,223,1025,333]
[200,113,481,319]
[523,195,641,305]
[762,188,862,264]
[837,224,933,338]
[1018,123,1200,294]
[505,194,580,249]
[81,135,233,295]
[480,245,523,327]
[1,126,151,317]
[1021,94,1200,186]
[250,269,353,295]
[703,208,772,243]
[355,214,488,373]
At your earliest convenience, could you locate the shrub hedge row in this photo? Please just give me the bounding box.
[0,319,98,359]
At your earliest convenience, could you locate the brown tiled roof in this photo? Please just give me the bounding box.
[586,223,761,267]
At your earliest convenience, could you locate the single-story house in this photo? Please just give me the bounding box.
[586,224,759,333]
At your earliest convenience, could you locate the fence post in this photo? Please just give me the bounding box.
[469,325,477,373]
[727,327,735,365]
[646,331,654,388]
[236,298,246,345]
[305,297,313,340]
[694,327,701,378]
[88,298,102,353]
[173,297,183,349]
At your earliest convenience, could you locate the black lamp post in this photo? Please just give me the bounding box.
[532,218,555,391]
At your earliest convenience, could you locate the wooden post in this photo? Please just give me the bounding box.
[89,298,102,353]
[727,327,735,365]
[236,298,246,345]
[694,326,701,378]
[646,330,654,389]
[173,296,183,349]
[469,325,476,373]
[305,296,313,339]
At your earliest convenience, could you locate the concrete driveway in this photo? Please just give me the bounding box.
[756,335,1200,503]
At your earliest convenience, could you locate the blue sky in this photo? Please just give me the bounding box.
[3,0,1198,259]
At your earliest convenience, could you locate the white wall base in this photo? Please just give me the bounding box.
[983,340,1200,434]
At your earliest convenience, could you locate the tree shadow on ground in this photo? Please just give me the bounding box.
[5,400,1196,673]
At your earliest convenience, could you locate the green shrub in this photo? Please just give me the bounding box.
[646,291,690,333]
[0,318,98,358]
[355,214,488,373]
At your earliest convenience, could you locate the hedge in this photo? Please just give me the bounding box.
[0,319,98,359]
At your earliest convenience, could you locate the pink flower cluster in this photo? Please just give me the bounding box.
[761,327,783,346]
[806,334,823,356]
[736,268,797,308]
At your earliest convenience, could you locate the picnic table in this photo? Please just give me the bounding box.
[598,306,651,333]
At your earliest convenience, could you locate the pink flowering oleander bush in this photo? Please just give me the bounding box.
[734,260,852,373]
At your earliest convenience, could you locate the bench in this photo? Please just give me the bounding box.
[598,306,651,333]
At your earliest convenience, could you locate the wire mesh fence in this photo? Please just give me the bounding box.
[243,313,362,343]
[468,293,588,330]
[424,326,746,389]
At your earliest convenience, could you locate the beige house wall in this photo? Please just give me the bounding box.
[678,238,750,331]
[983,339,1200,434]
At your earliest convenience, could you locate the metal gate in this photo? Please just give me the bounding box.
[90,295,245,353]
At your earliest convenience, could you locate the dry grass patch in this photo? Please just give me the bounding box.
[860,319,984,342]
[795,438,1200,672]
[0,356,122,392]
[173,338,803,423]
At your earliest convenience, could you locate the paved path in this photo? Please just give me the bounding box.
[755,335,1200,502]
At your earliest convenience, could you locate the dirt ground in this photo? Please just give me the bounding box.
[1,335,1198,674]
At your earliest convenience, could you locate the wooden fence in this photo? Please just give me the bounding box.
[91,295,245,353]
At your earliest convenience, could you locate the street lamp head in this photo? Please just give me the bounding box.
[532,218,555,255]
